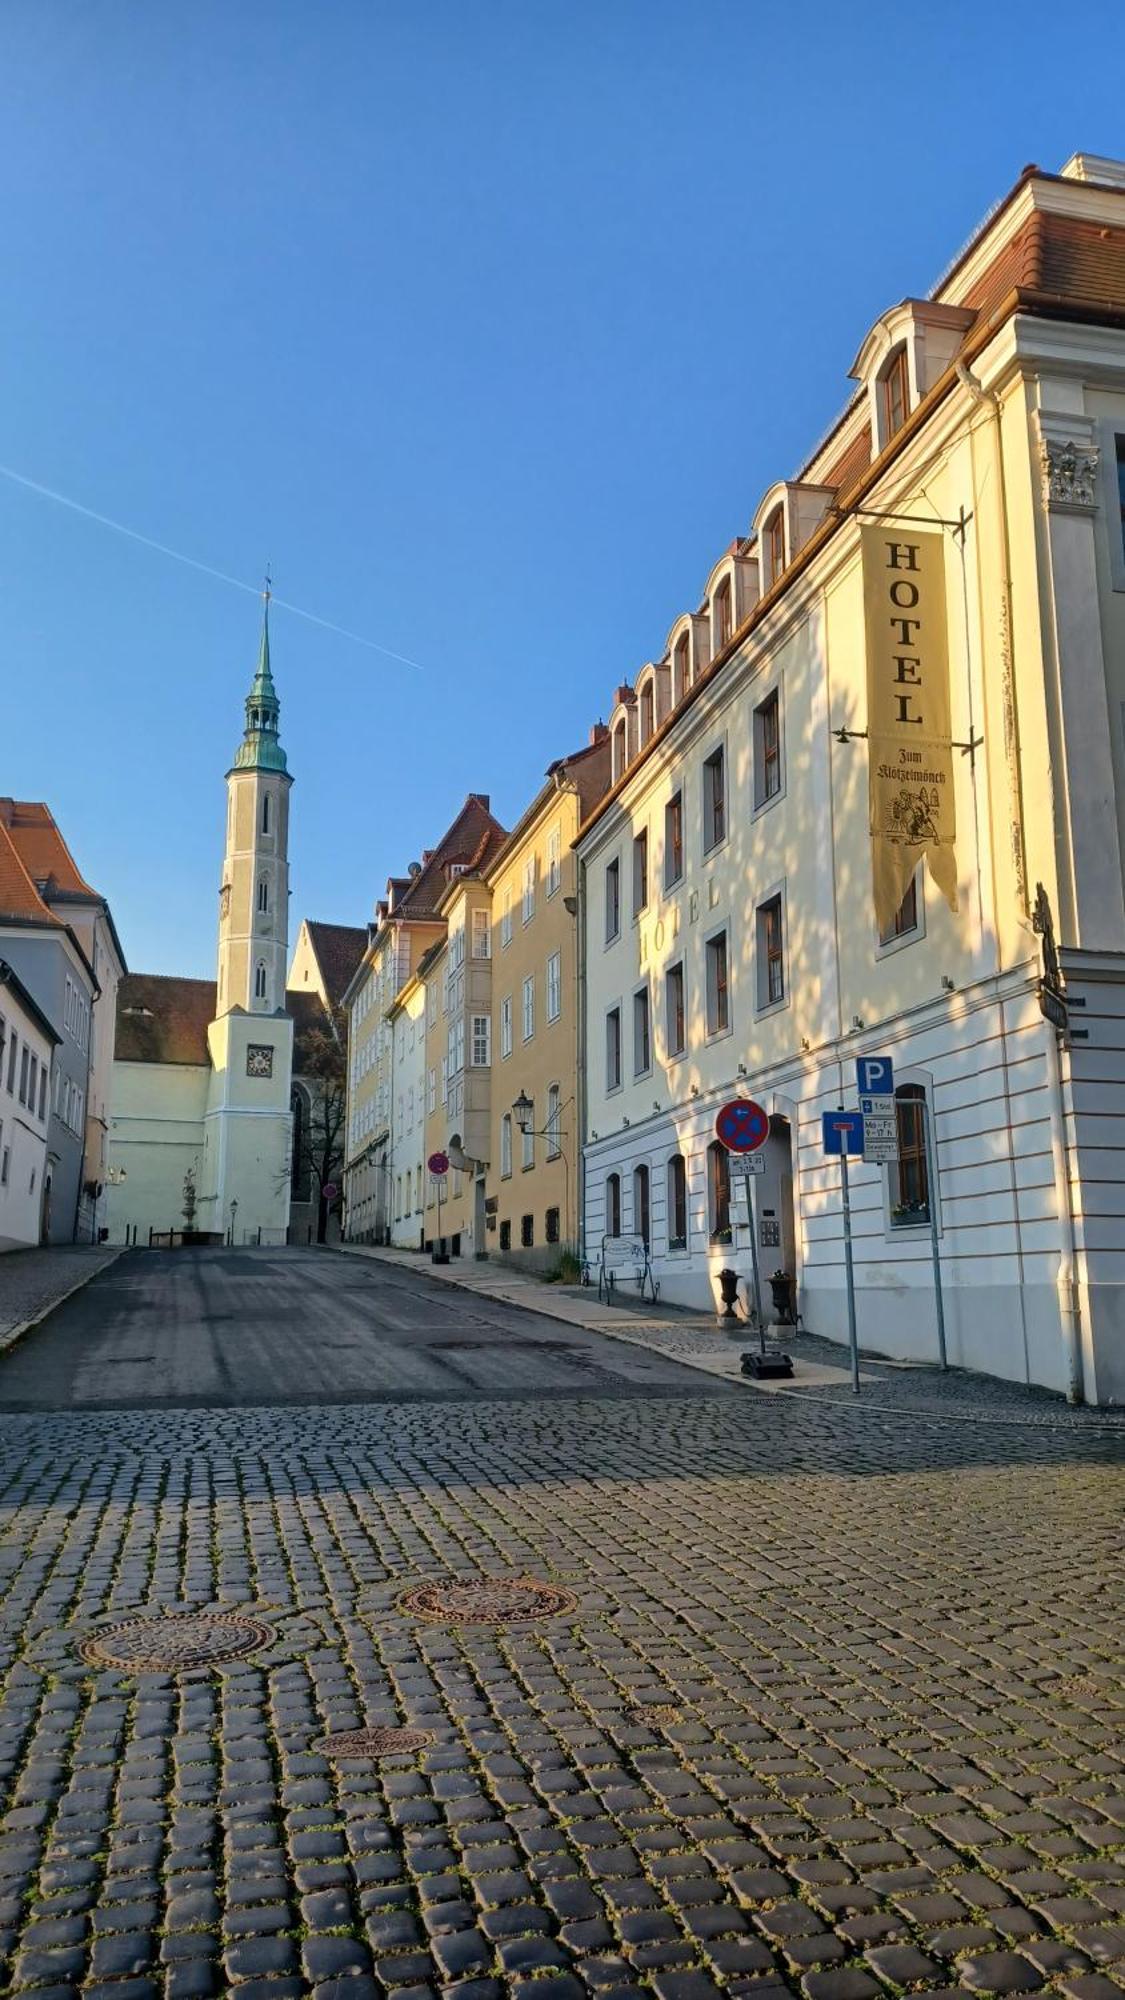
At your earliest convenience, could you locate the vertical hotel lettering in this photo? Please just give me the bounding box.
[862,526,958,933]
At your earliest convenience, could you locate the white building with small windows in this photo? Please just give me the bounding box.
[0,961,58,1251]
[577,151,1125,1404]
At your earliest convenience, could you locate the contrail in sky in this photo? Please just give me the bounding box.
[0,461,423,670]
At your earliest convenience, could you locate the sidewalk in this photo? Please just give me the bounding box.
[0,1242,124,1353]
[337,1241,1125,1428]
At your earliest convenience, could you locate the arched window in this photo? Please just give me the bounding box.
[633,1164,650,1246]
[880,345,910,441]
[258,878,269,913]
[261,793,271,835]
[290,1087,311,1200]
[890,1083,931,1226]
[707,1140,731,1242]
[254,961,267,1001]
[765,507,785,585]
[667,1153,687,1250]
[612,719,628,783]
[605,1171,621,1237]
[713,575,733,650]
[673,632,691,703]
[639,678,655,746]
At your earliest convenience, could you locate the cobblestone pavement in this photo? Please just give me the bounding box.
[0,1256,1121,1998]
[0,1248,122,1351]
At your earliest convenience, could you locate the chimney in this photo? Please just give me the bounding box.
[589,721,608,745]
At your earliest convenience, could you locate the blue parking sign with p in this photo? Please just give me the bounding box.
[856,1055,894,1097]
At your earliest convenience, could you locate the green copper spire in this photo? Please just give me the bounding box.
[232,581,289,774]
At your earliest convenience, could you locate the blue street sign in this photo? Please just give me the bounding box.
[856,1055,894,1097]
[822,1110,865,1156]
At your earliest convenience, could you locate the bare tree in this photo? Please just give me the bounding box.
[286,1005,347,1243]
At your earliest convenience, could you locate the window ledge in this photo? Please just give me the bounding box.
[752,787,785,821]
[876,924,922,960]
[755,994,790,1020]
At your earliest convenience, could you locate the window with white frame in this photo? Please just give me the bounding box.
[521,1115,534,1170]
[667,1153,688,1250]
[500,1113,512,1177]
[606,1005,622,1092]
[756,894,785,1008]
[702,744,726,852]
[500,995,513,1058]
[427,1066,437,1114]
[665,960,686,1058]
[522,974,534,1042]
[501,885,513,947]
[471,908,491,958]
[605,856,621,943]
[471,1015,491,1066]
[879,872,920,947]
[633,985,651,1076]
[889,1082,932,1228]
[522,858,535,924]
[546,825,561,897]
[632,829,648,917]
[705,928,730,1036]
[754,688,783,807]
[441,1055,449,1105]
[664,791,684,890]
[546,950,562,1023]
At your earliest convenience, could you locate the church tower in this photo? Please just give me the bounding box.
[200,589,295,1246]
[216,589,293,1015]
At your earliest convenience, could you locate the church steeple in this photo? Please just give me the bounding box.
[232,586,289,775]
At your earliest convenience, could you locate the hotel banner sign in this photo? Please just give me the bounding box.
[863,526,958,933]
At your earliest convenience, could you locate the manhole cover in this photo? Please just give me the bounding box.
[316,1726,434,1758]
[81,1612,273,1671]
[623,1704,682,1726]
[398,1576,578,1626]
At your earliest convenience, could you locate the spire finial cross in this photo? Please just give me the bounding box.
[263,564,272,604]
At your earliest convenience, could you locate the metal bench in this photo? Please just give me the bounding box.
[597,1232,659,1304]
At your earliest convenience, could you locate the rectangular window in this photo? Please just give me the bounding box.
[633,986,651,1077]
[521,1213,534,1247]
[522,974,535,1042]
[546,825,561,897]
[706,930,730,1036]
[0,1147,7,1187]
[665,961,686,1058]
[882,346,910,440]
[708,1141,731,1240]
[605,857,621,943]
[522,858,535,924]
[667,1154,688,1250]
[499,1218,511,1250]
[471,1015,491,1066]
[754,689,782,806]
[18,1045,29,1106]
[522,1118,534,1170]
[606,1005,622,1092]
[28,1055,37,1112]
[664,791,684,889]
[6,1033,16,1094]
[427,1067,436,1114]
[440,1055,448,1106]
[632,830,648,916]
[545,1206,560,1244]
[890,1086,931,1227]
[546,950,562,1023]
[38,1068,47,1121]
[546,1084,561,1158]
[703,745,726,851]
[501,886,513,948]
[1118,434,1125,558]
[425,983,436,1029]
[500,995,513,1059]
[471,908,491,959]
[880,874,919,945]
[500,1114,512,1178]
[757,895,785,1008]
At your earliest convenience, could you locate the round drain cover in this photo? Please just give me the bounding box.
[316,1726,434,1758]
[82,1612,272,1671]
[398,1575,577,1626]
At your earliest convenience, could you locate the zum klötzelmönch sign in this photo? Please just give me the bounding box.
[863,525,958,933]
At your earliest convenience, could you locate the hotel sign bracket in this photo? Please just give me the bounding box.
[832,501,974,545]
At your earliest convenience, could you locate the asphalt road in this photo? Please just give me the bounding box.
[0,1245,720,1410]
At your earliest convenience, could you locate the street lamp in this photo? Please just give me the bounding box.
[229,1197,239,1248]
[512,1089,534,1133]
[511,1090,573,1252]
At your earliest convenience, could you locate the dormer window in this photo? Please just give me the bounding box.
[714,575,733,650]
[673,632,691,702]
[765,508,785,585]
[612,717,628,783]
[639,677,655,746]
[881,346,910,441]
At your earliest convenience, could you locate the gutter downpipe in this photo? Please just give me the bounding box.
[575,853,588,1272]
[956,357,1083,1403]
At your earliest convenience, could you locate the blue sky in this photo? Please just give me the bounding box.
[3,0,1124,977]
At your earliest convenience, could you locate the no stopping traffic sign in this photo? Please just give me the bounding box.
[714,1098,769,1153]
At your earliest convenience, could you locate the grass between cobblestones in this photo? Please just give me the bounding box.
[0,1392,1118,1999]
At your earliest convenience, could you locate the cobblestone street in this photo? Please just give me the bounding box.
[0,1250,1120,1999]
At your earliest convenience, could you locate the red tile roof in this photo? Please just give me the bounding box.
[115,973,217,1065]
[0,800,97,898]
[0,822,61,926]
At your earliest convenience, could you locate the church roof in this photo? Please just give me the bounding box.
[231,594,290,776]
[302,921,368,1009]
[115,973,217,1065]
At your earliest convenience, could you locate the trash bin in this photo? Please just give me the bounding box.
[768,1270,796,1323]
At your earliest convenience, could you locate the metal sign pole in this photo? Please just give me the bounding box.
[922,1100,948,1370]
[840,1146,860,1395]
[744,1174,764,1350]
